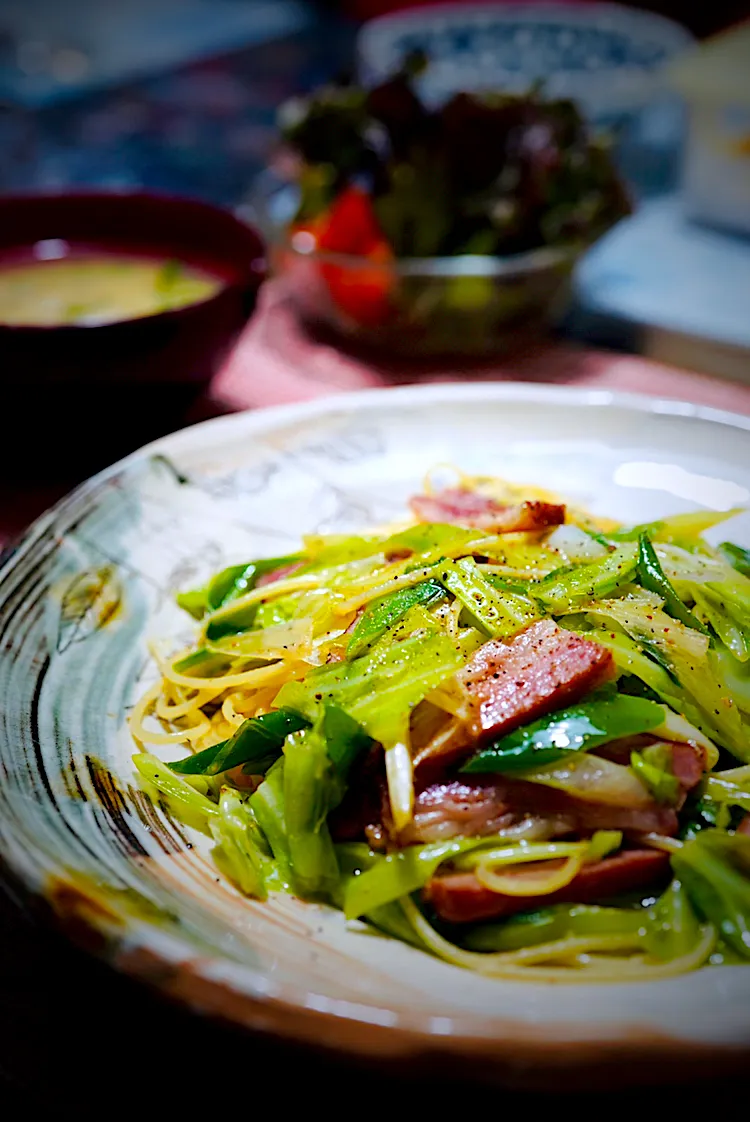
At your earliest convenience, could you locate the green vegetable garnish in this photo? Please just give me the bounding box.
[721,541,750,578]
[462,695,664,773]
[438,557,538,638]
[644,880,705,962]
[176,553,301,635]
[210,789,274,900]
[532,545,638,612]
[168,708,309,776]
[608,509,744,545]
[464,904,647,952]
[636,532,708,634]
[673,831,750,959]
[347,578,446,658]
[630,743,680,805]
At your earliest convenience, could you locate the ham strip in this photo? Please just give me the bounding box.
[255,562,303,588]
[393,774,678,845]
[328,747,385,844]
[398,778,520,845]
[596,738,705,811]
[409,488,565,533]
[671,742,705,791]
[457,620,616,745]
[424,849,671,923]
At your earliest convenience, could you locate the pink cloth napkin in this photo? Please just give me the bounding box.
[4,282,750,549]
[209,282,750,417]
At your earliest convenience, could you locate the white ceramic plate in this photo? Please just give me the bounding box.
[1,384,749,1088]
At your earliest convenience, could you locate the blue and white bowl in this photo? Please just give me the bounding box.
[357,2,694,124]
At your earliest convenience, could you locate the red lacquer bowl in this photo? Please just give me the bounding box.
[0,191,265,476]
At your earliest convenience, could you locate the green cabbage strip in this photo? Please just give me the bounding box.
[276,630,469,734]
[299,523,484,574]
[655,541,750,662]
[703,765,750,813]
[630,743,680,805]
[277,628,470,830]
[572,625,684,707]
[452,832,621,872]
[239,707,372,898]
[608,508,744,545]
[208,584,336,644]
[461,695,664,774]
[209,788,275,899]
[636,533,708,634]
[361,901,428,948]
[688,583,750,663]
[712,643,750,718]
[171,648,240,678]
[644,879,706,962]
[531,545,638,613]
[585,598,749,761]
[343,834,620,924]
[482,571,534,596]
[283,724,341,897]
[437,557,539,637]
[299,522,551,616]
[721,541,750,578]
[175,588,209,621]
[343,837,493,920]
[672,830,750,959]
[463,904,648,952]
[133,753,218,835]
[249,759,294,889]
[176,553,301,625]
[334,843,426,947]
[347,578,446,658]
[283,706,372,896]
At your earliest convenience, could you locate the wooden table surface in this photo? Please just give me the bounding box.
[2,292,750,1111]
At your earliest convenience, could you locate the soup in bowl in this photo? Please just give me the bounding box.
[0,191,265,476]
[0,250,223,327]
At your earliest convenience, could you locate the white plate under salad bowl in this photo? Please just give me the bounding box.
[1,383,749,1089]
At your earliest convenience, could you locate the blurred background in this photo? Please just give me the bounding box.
[0,0,748,508]
[0,0,745,199]
[1,0,748,364]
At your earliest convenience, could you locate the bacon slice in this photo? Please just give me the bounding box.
[409,489,565,533]
[671,742,705,792]
[394,774,677,845]
[457,620,616,745]
[424,849,671,923]
[597,738,705,809]
[255,562,303,588]
[495,777,679,836]
[398,778,520,845]
[328,748,385,844]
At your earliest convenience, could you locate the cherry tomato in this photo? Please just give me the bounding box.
[315,186,395,326]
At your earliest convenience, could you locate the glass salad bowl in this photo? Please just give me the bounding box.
[246,172,580,359]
